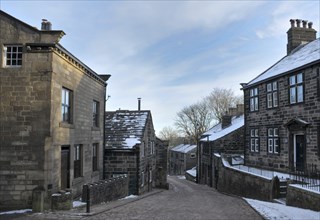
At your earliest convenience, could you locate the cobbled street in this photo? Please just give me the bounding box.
[87,176,262,220]
[7,176,263,220]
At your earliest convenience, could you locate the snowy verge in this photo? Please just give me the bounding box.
[0,209,32,215]
[244,198,320,220]
[120,194,138,200]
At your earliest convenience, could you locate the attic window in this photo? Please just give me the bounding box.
[4,45,23,67]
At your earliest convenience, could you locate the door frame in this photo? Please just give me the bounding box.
[61,146,70,189]
[292,133,306,171]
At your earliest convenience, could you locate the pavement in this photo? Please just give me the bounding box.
[1,176,263,220]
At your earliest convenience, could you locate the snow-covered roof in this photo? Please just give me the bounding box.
[201,115,244,142]
[245,38,320,87]
[105,110,150,149]
[170,144,197,153]
[186,167,197,177]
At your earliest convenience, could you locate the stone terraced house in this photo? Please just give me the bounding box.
[104,108,167,195]
[0,10,110,211]
[199,104,244,187]
[169,144,197,175]
[241,19,320,173]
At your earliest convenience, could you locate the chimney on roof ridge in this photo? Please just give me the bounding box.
[41,19,52,30]
[286,18,317,55]
[138,98,141,111]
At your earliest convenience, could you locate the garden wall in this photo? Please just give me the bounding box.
[82,175,128,205]
[217,158,279,201]
[286,185,320,211]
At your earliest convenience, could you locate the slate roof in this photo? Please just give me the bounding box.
[105,110,150,149]
[244,38,320,88]
[201,115,244,142]
[170,144,197,153]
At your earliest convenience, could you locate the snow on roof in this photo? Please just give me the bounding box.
[171,144,197,153]
[246,38,320,87]
[105,110,150,149]
[201,115,244,142]
[186,167,197,177]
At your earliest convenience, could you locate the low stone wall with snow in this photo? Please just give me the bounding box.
[217,158,279,201]
[51,190,72,210]
[82,175,129,205]
[286,185,320,211]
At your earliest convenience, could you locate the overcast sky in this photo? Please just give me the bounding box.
[1,1,319,135]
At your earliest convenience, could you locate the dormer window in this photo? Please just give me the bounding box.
[4,45,23,67]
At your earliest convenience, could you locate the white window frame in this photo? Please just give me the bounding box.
[62,87,72,123]
[3,45,23,67]
[289,73,304,104]
[250,129,259,152]
[250,88,259,111]
[267,81,278,108]
[268,128,279,154]
[141,171,145,187]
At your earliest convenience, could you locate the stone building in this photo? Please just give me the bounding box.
[154,137,169,189]
[198,105,244,187]
[169,144,197,175]
[104,108,164,195]
[0,10,110,211]
[241,19,320,173]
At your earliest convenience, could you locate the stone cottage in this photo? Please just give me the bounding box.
[169,144,197,175]
[198,104,244,187]
[104,108,166,195]
[0,10,110,211]
[241,19,320,173]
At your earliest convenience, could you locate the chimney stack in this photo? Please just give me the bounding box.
[138,98,141,111]
[41,19,52,30]
[287,19,317,55]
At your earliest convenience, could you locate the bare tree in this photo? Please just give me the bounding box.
[175,99,214,144]
[206,88,242,122]
[158,126,182,147]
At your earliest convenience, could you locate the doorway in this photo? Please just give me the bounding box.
[294,135,305,171]
[61,146,70,189]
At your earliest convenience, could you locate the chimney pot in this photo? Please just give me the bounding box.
[296,19,301,28]
[41,19,52,30]
[302,20,307,28]
[290,19,295,28]
[308,22,313,29]
[137,98,141,111]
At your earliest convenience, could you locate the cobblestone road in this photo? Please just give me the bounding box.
[7,176,263,220]
[87,176,262,220]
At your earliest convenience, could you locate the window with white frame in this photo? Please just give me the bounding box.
[74,145,82,178]
[250,88,259,111]
[267,81,278,108]
[149,170,152,183]
[250,129,259,152]
[4,45,23,67]
[61,87,72,123]
[289,73,304,104]
[268,128,279,154]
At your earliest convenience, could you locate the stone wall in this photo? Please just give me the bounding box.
[104,149,139,195]
[286,185,320,211]
[155,138,169,189]
[82,175,128,205]
[217,157,278,201]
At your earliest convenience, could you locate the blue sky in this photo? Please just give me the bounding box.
[1,1,319,134]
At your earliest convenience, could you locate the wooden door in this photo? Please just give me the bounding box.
[61,147,70,189]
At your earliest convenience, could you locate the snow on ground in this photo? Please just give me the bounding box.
[245,198,320,220]
[0,209,32,215]
[120,194,138,200]
[177,175,186,180]
[73,200,86,208]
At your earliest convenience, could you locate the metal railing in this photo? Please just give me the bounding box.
[290,164,320,192]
